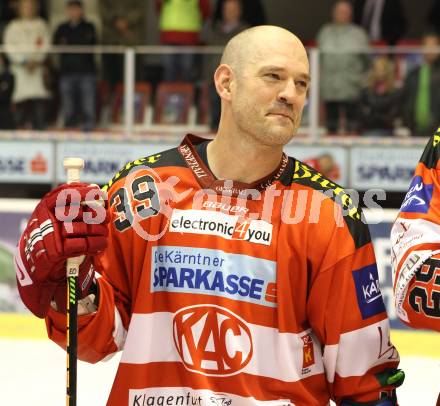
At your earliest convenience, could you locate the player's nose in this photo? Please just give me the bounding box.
[277,78,297,105]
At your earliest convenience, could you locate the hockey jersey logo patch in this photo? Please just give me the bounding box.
[301,333,315,371]
[151,246,277,307]
[352,264,386,319]
[173,305,253,376]
[169,209,273,245]
[401,176,433,214]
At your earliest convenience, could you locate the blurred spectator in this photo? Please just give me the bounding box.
[53,0,97,131]
[0,0,47,40]
[202,0,249,130]
[358,56,400,136]
[303,154,341,181]
[37,0,48,19]
[353,0,407,45]
[401,33,440,137]
[0,0,19,40]
[48,0,100,35]
[156,0,211,82]
[0,54,15,129]
[3,0,50,130]
[100,0,146,88]
[212,0,266,27]
[317,1,369,134]
[427,0,440,36]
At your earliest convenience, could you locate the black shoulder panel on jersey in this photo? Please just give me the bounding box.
[279,157,295,186]
[420,128,440,169]
[102,146,186,191]
[290,159,371,249]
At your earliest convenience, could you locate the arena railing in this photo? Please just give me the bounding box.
[0,44,436,139]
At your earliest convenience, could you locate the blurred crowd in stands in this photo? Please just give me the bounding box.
[0,0,440,137]
[317,0,440,137]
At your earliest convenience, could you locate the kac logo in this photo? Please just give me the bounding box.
[352,264,386,319]
[401,176,433,213]
[173,305,253,376]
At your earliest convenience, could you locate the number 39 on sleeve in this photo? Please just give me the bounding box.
[110,174,161,232]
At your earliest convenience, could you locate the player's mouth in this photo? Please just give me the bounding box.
[267,112,294,122]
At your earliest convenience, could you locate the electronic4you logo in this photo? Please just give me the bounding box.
[173,305,253,376]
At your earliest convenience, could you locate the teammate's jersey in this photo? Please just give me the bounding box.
[391,130,440,332]
[47,135,400,405]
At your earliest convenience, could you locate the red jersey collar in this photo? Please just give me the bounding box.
[178,134,289,197]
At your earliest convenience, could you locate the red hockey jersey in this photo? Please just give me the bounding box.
[391,130,440,332]
[47,135,400,405]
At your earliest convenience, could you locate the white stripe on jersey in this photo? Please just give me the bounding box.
[323,319,398,383]
[113,307,127,350]
[391,218,440,272]
[390,218,440,322]
[393,249,440,322]
[102,306,128,362]
[128,387,293,406]
[120,310,324,382]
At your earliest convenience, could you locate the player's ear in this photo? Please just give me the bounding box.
[214,64,234,101]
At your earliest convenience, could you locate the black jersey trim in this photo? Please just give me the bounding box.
[290,159,371,249]
[420,127,440,169]
[102,147,185,191]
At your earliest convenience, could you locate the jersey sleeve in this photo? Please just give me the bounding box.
[391,130,440,332]
[308,200,401,404]
[45,165,160,363]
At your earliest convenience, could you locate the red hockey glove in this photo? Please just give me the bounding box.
[15,183,109,318]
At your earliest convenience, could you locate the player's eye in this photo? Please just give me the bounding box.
[265,73,280,80]
[296,80,308,90]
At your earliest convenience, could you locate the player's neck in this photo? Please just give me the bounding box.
[207,130,284,185]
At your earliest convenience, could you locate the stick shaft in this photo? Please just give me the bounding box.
[63,157,84,406]
[66,275,78,406]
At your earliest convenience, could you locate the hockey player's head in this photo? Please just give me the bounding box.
[214,26,309,148]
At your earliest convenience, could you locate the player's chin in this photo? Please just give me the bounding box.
[265,128,295,146]
[277,121,297,135]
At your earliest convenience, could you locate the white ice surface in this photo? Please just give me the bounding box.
[0,339,438,405]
